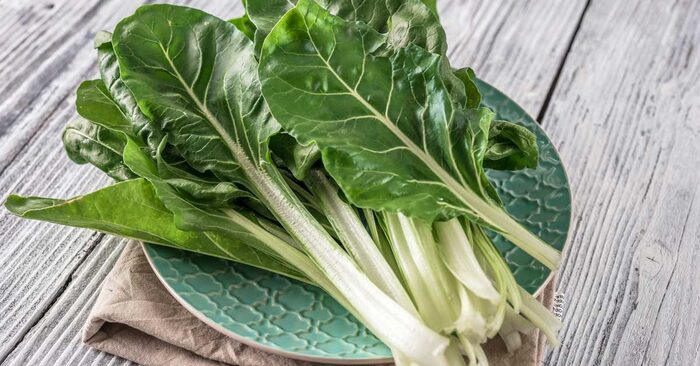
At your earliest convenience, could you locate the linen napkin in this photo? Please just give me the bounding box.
[83,242,556,366]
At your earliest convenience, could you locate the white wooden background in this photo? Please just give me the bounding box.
[0,0,698,365]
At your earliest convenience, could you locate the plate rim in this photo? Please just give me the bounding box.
[142,80,573,364]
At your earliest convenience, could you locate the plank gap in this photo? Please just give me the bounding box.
[536,0,593,124]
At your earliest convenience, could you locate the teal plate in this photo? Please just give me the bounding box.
[143,81,572,364]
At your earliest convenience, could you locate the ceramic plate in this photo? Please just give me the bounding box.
[143,80,572,364]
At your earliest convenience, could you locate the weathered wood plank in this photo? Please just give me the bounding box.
[3,237,133,366]
[0,0,246,173]
[0,0,588,364]
[0,0,246,362]
[439,0,588,114]
[539,0,700,364]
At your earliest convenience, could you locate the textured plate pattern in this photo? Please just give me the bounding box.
[479,80,572,293]
[145,245,390,360]
[144,81,571,362]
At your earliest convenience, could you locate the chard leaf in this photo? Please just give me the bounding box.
[260,0,468,221]
[113,4,279,187]
[229,14,256,40]
[75,73,250,205]
[420,0,439,16]
[459,108,503,205]
[454,67,481,109]
[151,138,251,207]
[4,179,307,283]
[95,35,163,153]
[260,0,560,269]
[451,68,538,172]
[122,137,258,238]
[269,133,320,180]
[75,80,131,133]
[108,6,318,287]
[62,117,135,180]
[484,120,539,171]
[245,0,446,54]
[245,0,294,33]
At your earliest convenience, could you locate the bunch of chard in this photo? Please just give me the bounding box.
[5,1,561,364]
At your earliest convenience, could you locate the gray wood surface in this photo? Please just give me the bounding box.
[3,237,131,366]
[542,0,700,364]
[0,0,697,365]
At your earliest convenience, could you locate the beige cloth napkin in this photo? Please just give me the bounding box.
[83,242,555,366]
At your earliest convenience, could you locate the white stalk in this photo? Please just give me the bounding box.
[384,213,461,333]
[250,163,451,365]
[518,286,562,346]
[306,169,418,315]
[435,219,500,304]
[466,221,522,312]
[498,305,535,353]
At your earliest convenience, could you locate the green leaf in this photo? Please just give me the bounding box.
[122,137,256,237]
[458,108,504,206]
[454,67,481,109]
[451,68,538,171]
[260,0,468,221]
[75,79,131,133]
[260,0,560,269]
[484,120,539,171]
[4,179,307,282]
[245,0,293,33]
[245,0,446,54]
[229,14,256,40]
[74,74,247,204]
[152,138,251,207]
[77,54,252,206]
[246,0,466,109]
[420,0,439,16]
[62,117,135,180]
[95,35,164,153]
[269,133,320,180]
[113,4,279,187]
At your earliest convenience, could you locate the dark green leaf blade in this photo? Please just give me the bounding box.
[229,14,257,40]
[269,133,320,180]
[454,67,481,109]
[62,117,135,180]
[4,179,307,282]
[245,0,446,54]
[76,72,249,205]
[485,120,539,171]
[95,34,163,153]
[260,0,472,221]
[75,79,131,133]
[245,0,294,33]
[113,4,279,186]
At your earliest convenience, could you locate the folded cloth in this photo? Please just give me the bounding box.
[84,242,555,366]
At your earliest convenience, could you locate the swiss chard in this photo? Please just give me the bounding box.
[259,0,559,269]
[4,2,562,365]
[111,4,451,364]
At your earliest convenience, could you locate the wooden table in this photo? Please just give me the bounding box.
[1,0,698,365]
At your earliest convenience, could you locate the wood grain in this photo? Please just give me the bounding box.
[3,237,132,366]
[0,0,624,364]
[15,0,688,365]
[439,0,588,114]
[540,0,700,364]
